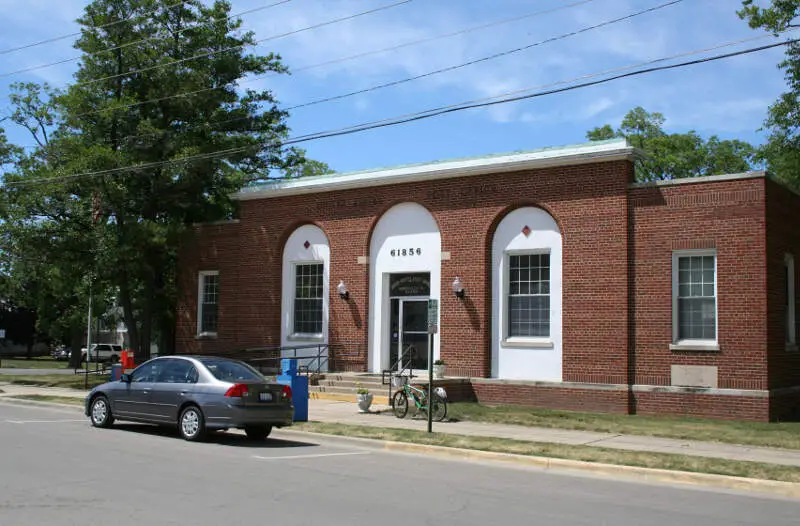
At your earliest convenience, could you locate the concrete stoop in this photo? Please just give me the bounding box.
[309,372,390,405]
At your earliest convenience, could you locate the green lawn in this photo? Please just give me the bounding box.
[295,422,800,483]
[0,357,72,369]
[447,403,800,450]
[0,374,108,390]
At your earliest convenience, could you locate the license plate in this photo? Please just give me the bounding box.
[259,392,273,402]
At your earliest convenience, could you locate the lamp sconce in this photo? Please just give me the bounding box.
[452,276,465,299]
[336,281,350,300]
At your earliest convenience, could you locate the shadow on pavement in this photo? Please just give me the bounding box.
[109,423,318,449]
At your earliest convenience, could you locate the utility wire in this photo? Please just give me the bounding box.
[64,0,667,129]
[72,0,415,89]
[4,37,792,188]
[0,0,296,79]
[0,0,189,56]
[286,0,684,111]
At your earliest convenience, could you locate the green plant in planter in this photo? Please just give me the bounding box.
[356,383,370,395]
[433,360,445,366]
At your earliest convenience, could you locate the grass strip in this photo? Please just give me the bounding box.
[445,403,800,450]
[294,421,800,483]
[0,374,107,390]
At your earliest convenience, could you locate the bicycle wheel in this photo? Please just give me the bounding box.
[430,394,447,422]
[392,390,409,419]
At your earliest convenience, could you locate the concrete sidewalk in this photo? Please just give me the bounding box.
[2,382,800,468]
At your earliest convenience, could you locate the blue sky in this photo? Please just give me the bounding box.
[0,0,791,173]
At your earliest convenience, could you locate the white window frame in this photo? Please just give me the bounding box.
[196,270,219,337]
[503,249,554,348]
[786,253,797,350]
[670,250,719,351]
[291,261,325,339]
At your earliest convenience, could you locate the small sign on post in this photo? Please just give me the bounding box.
[426,299,439,433]
[427,299,438,334]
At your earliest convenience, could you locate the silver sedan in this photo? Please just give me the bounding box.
[85,355,294,441]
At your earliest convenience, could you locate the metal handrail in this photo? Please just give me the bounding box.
[224,344,330,376]
[382,344,417,405]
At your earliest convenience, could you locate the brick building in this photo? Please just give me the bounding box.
[176,139,800,421]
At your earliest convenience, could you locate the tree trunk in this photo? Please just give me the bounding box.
[139,274,155,363]
[68,329,83,369]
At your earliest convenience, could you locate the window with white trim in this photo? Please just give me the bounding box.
[197,271,219,335]
[786,254,796,346]
[508,253,550,338]
[673,251,717,345]
[293,263,324,335]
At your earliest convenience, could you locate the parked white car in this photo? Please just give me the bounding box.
[81,344,123,363]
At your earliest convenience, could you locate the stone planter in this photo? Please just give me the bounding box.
[433,364,446,379]
[356,393,373,413]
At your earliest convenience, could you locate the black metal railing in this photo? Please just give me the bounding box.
[216,344,329,376]
[382,343,417,405]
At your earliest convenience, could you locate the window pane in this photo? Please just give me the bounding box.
[678,297,716,340]
[508,253,550,338]
[293,262,324,334]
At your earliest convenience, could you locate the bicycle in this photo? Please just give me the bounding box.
[392,380,447,422]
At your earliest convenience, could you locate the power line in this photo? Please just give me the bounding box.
[0,0,296,79]
[4,36,792,188]
[72,0,415,90]
[0,0,190,56]
[61,0,668,134]
[63,0,599,121]
[286,39,797,144]
[286,0,685,111]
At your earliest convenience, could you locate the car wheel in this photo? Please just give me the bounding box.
[90,395,114,428]
[244,425,272,440]
[179,405,206,442]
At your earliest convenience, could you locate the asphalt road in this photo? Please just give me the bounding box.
[0,402,798,526]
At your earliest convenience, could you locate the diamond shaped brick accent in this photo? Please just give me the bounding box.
[303,240,311,249]
[522,225,531,237]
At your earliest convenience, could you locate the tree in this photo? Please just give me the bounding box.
[1,0,326,362]
[587,106,756,181]
[739,1,800,188]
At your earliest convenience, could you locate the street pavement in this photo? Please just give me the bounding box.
[0,402,798,526]
[2,383,800,468]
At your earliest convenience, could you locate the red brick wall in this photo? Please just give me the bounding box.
[634,390,769,422]
[765,178,800,390]
[472,381,629,414]
[177,159,635,382]
[629,178,768,391]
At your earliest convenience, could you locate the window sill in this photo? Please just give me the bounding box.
[195,332,218,340]
[502,338,554,349]
[287,334,324,343]
[669,343,720,352]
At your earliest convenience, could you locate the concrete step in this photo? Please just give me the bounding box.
[316,379,386,389]
[309,391,390,404]
[309,385,392,396]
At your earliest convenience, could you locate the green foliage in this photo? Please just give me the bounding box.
[739,1,800,188]
[586,106,756,181]
[0,0,331,362]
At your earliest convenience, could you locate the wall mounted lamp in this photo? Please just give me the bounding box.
[452,276,465,299]
[337,281,350,300]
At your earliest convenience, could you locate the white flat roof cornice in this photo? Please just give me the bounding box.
[234,139,637,201]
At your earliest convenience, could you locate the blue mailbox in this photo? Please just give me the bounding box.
[276,358,308,422]
[109,364,123,382]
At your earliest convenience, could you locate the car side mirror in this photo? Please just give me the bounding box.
[121,374,132,383]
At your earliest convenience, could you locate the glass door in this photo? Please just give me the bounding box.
[399,299,429,371]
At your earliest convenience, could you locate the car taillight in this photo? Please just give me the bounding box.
[281,385,292,400]
[224,384,249,397]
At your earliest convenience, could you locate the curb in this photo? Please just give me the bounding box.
[0,396,85,411]
[277,429,800,499]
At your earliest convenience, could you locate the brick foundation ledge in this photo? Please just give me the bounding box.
[467,379,780,422]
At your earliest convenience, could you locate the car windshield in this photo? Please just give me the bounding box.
[198,359,263,382]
